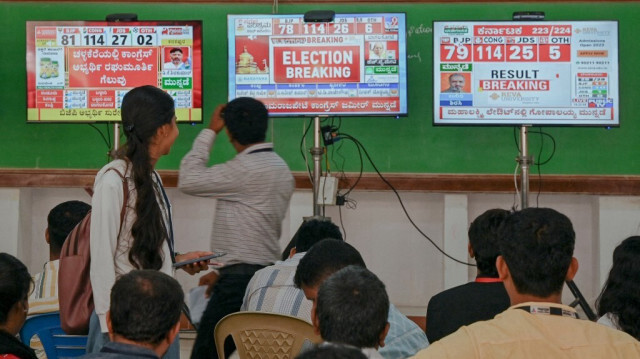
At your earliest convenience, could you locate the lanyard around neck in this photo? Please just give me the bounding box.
[515,304,579,319]
[152,171,175,262]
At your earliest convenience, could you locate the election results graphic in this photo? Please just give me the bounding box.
[433,21,619,126]
[228,13,408,117]
[26,21,203,123]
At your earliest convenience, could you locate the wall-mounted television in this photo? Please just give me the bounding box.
[26,20,202,123]
[433,21,619,126]
[227,13,408,117]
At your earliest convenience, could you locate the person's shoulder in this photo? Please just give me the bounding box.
[97,159,128,178]
[429,282,475,304]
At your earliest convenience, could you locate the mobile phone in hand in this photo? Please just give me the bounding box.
[173,252,226,268]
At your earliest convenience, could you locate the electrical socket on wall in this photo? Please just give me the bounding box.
[318,176,338,205]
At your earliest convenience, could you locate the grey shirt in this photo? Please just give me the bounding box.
[179,129,294,266]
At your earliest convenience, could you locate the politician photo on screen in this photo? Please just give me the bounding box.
[163,47,191,70]
[442,73,469,93]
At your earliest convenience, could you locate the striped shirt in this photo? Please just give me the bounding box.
[28,260,60,358]
[240,252,311,320]
[28,260,59,315]
[239,252,430,359]
[179,129,294,266]
[384,304,430,359]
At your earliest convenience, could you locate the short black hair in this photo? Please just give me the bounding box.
[294,239,366,289]
[316,266,389,348]
[296,344,367,359]
[498,207,575,297]
[295,220,343,253]
[47,201,90,253]
[468,209,510,277]
[224,97,268,146]
[109,270,183,345]
[0,253,32,324]
[170,48,182,54]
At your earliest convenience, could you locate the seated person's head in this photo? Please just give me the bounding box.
[596,236,640,340]
[107,270,184,355]
[497,207,577,301]
[47,200,90,257]
[281,219,343,261]
[0,253,33,336]
[468,209,510,277]
[294,219,343,253]
[314,265,390,349]
[293,238,366,301]
[224,97,268,146]
[296,343,367,359]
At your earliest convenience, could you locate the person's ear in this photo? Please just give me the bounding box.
[378,322,390,348]
[45,228,50,245]
[467,242,474,258]
[565,257,579,281]
[225,127,234,143]
[496,255,509,281]
[311,302,320,336]
[166,320,181,345]
[106,311,115,342]
[289,247,297,258]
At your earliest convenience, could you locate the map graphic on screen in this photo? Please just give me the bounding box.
[26,21,203,123]
[433,21,619,126]
[227,13,408,117]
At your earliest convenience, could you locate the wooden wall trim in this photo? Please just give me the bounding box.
[1,169,639,195]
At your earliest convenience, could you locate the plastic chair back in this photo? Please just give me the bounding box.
[20,312,87,358]
[214,312,321,359]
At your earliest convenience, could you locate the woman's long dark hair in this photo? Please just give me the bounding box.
[0,253,32,325]
[595,236,640,340]
[117,85,174,270]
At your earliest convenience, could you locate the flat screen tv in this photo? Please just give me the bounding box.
[26,20,202,123]
[433,21,619,126]
[227,13,408,117]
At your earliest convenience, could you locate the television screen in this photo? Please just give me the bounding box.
[26,20,202,123]
[433,21,619,126]
[227,13,408,117]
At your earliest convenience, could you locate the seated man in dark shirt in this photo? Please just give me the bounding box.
[80,270,183,359]
[426,209,511,342]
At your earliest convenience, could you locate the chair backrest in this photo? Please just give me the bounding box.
[214,312,322,359]
[20,312,88,358]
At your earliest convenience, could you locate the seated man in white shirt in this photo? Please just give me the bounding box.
[314,265,389,359]
[29,200,90,315]
[295,239,429,359]
[241,219,343,319]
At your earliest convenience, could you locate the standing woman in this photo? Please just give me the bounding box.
[0,253,37,359]
[596,236,640,341]
[87,86,210,357]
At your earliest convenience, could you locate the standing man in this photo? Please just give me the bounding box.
[179,97,295,359]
